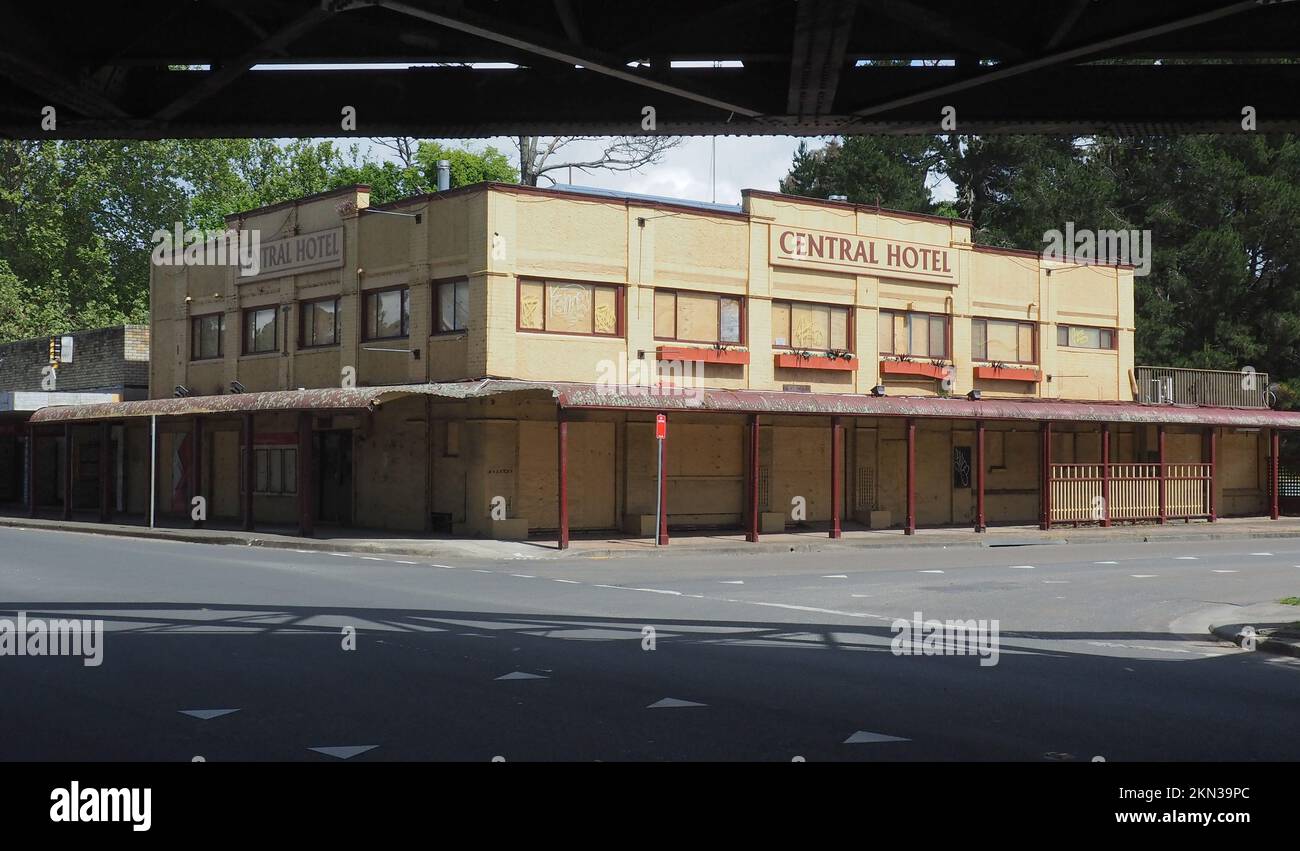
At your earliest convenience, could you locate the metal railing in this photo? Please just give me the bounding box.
[1135,366,1270,408]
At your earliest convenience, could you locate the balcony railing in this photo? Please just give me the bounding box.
[1135,366,1270,408]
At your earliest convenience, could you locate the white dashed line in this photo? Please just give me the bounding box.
[918,569,945,574]
[1042,580,1070,584]
[1211,569,1239,573]
[510,574,535,579]
[1175,556,1198,560]
[328,553,353,558]
[1130,574,1158,579]
[719,580,744,584]
[433,564,456,569]
[630,588,681,595]
[1009,565,1036,570]
[1094,561,1118,565]
[553,579,580,584]
[472,569,492,573]
[1252,553,1273,557]
[822,574,848,579]
[396,560,416,565]
[361,556,383,561]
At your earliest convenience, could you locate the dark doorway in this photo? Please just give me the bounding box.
[316,430,353,525]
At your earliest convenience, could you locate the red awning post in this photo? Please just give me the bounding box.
[1205,426,1217,522]
[62,423,72,521]
[191,417,203,528]
[746,414,760,542]
[974,420,986,532]
[99,422,112,523]
[905,418,916,535]
[1101,423,1111,527]
[829,418,843,539]
[1157,424,1167,524]
[557,407,569,550]
[1040,422,1052,530]
[242,413,255,531]
[655,412,669,546]
[27,425,37,518]
[297,411,314,537]
[1271,428,1281,520]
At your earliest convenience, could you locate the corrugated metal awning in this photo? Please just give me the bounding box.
[23,380,1300,429]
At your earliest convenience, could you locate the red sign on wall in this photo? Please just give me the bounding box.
[655,414,666,440]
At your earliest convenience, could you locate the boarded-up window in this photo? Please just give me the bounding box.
[519,280,544,329]
[655,289,742,343]
[517,278,622,336]
[772,302,792,347]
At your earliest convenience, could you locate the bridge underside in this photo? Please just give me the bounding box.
[2,0,1299,139]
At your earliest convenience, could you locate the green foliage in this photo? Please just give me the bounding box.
[0,138,516,343]
[780,132,1300,395]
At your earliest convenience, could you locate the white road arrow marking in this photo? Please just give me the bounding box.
[844,730,910,744]
[179,709,239,720]
[309,745,377,760]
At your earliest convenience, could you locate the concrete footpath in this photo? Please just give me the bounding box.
[4,512,1300,562]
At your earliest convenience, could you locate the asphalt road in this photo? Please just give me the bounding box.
[1,526,1298,761]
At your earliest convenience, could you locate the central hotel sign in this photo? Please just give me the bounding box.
[770,227,956,283]
[243,226,344,281]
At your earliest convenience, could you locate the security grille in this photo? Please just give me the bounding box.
[855,466,877,510]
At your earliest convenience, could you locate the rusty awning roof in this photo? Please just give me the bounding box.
[23,380,1300,429]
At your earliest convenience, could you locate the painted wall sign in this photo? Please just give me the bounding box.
[770,226,956,283]
[242,227,344,282]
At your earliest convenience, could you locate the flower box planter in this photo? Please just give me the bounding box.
[656,345,749,365]
[974,365,1041,382]
[880,360,948,380]
[774,352,859,371]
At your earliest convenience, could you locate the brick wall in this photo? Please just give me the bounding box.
[0,325,150,400]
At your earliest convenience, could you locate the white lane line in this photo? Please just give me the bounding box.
[553,578,581,584]
[630,588,682,595]
[851,594,872,598]
[744,600,890,620]
[918,569,945,574]
[179,709,239,720]
[396,560,416,565]
[361,556,383,561]
[1175,556,1198,560]
[293,549,311,554]
[822,574,848,579]
[686,594,705,599]
[647,698,707,709]
[1212,569,1239,573]
[719,580,745,584]
[328,553,353,558]
[472,569,492,573]
[1009,565,1036,570]
[510,574,535,579]
[1042,580,1070,584]
[1252,552,1273,556]
[496,671,547,681]
[309,745,377,760]
[844,730,910,744]
[432,564,456,569]
[593,584,621,589]
[1094,561,1118,565]
[1130,574,1158,578]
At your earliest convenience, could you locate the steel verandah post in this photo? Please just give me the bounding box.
[298,411,314,537]
[99,421,111,523]
[62,422,72,521]
[1206,426,1217,522]
[1158,424,1167,524]
[974,419,985,533]
[149,415,157,529]
[1040,422,1052,530]
[905,418,915,536]
[747,414,760,542]
[557,407,569,550]
[27,424,37,518]
[1101,423,1111,527]
[191,416,203,528]
[830,418,842,539]
[242,412,255,531]
[1271,428,1280,520]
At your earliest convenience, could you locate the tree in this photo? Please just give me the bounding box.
[516,136,682,186]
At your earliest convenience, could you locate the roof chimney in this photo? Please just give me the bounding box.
[436,160,450,192]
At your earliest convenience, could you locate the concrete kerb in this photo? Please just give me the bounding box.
[6,513,1300,562]
[1209,622,1300,658]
